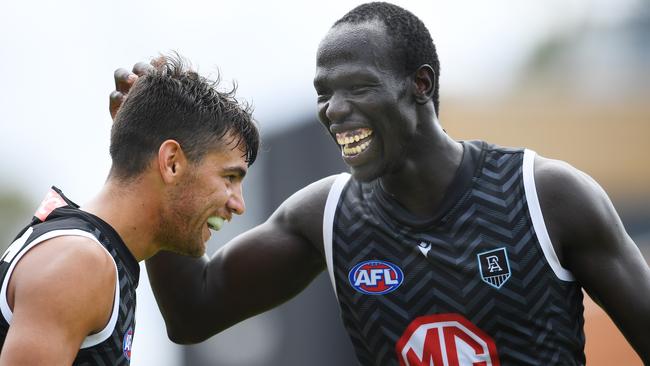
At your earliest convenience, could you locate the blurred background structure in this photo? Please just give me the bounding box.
[1,0,648,365]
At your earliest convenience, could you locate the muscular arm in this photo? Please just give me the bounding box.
[0,236,116,365]
[535,156,650,362]
[146,176,337,343]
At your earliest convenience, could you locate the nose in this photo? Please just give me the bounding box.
[321,92,351,125]
[227,184,246,216]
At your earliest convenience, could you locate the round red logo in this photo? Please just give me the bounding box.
[396,313,500,366]
[348,260,404,295]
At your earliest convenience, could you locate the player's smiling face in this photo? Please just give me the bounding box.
[314,20,417,182]
[159,135,247,257]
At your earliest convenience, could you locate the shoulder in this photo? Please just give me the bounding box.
[533,154,611,221]
[532,154,624,264]
[11,234,116,330]
[1,235,117,362]
[17,234,115,283]
[274,174,344,221]
[269,174,345,253]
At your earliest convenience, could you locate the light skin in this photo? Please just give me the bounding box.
[0,137,247,365]
[0,237,116,365]
[113,20,649,362]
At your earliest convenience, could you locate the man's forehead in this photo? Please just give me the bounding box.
[317,20,391,62]
[206,132,248,159]
[203,144,248,171]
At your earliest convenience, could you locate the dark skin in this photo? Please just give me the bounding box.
[111,21,649,361]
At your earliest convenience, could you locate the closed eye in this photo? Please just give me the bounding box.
[349,85,369,95]
[317,93,330,103]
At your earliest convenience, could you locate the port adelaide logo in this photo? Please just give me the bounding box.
[348,260,404,295]
[477,247,511,289]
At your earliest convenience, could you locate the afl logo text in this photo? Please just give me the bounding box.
[348,260,404,295]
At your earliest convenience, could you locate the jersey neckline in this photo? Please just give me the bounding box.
[372,140,486,230]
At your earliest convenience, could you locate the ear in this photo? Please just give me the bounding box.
[157,140,187,184]
[413,64,436,104]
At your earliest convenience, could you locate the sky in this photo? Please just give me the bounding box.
[2,0,642,201]
[0,0,642,364]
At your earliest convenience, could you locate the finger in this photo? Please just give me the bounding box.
[132,62,154,76]
[109,91,126,120]
[114,68,136,94]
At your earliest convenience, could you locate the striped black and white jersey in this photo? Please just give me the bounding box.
[323,141,585,365]
[0,187,139,365]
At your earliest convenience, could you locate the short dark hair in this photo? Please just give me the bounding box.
[334,2,440,114]
[109,53,259,180]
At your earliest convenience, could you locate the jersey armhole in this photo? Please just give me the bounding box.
[323,173,351,299]
[522,149,575,281]
[0,229,121,349]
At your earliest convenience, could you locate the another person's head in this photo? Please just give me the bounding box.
[334,2,440,113]
[110,53,259,256]
[314,2,439,182]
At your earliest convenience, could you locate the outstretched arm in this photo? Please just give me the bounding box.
[146,176,335,344]
[535,156,650,362]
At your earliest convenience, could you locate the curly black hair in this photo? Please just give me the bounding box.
[335,2,440,113]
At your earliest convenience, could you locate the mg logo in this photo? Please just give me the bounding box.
[396,313,500,366]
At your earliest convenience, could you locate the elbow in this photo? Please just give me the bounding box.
[166,324,212,345]
[164,316,228,345]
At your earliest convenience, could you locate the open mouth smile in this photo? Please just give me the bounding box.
[336,128,373,157]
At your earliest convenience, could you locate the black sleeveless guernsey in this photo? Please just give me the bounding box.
[0,187,139,365]
[323,141,585,365]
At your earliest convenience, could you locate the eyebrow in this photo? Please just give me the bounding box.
[314,69,380,88]
[222,166,247,178]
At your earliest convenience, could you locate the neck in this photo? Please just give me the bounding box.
[81,177,162,262]
[380,117,463,217]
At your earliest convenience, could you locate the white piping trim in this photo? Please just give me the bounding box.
[523,149,575,281]
[0,229,121,348]
[323,173,351,299]
[1,227,34,322]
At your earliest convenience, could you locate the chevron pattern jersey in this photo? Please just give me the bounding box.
[323,141,586,366]
[0,187,139,365]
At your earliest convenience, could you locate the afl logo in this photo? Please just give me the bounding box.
[123,327,134,360]
[348,260,404,295]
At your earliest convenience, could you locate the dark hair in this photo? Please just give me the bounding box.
[335,2,440,114]
[109,53,259,180]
